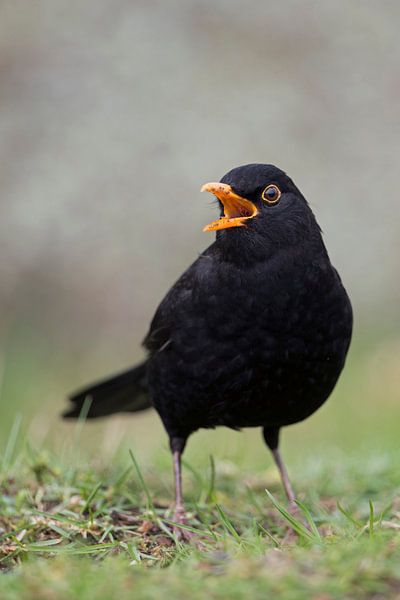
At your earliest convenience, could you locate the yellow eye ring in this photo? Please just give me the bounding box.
[262,184,281,204]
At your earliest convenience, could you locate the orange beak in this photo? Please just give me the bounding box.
[201,182,258,232]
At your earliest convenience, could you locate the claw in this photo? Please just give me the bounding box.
[171,508,196,543]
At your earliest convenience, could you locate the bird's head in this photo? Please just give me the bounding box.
[201,164,321,253]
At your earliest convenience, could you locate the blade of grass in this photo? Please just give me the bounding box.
[121,541,142,563]
[215,504,241,543]
[295,499,322,541]
[2,413,22,473]
[81,481,103,514]
[257,522,280,548]
[113,466,133,489]
[265,490,318,542]
[63,542,121,555]
[98,525,115,544]
[205,455,216,504]
[0,548,21,564]
[26,541,120,556]
[245,485,266,518]
[72,396,93,448]
[181,457,204,497]
[162,518,207,537]
[47,523,72,539]
[31,510,88,527]
[368,499,374,536]
[378,501,393,526]
[192,503,219,541]
[128,449,153,511]
[24,538,63,551]
[337,501,363,529]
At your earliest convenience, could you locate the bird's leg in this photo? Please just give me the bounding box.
[262,427,296,508]
[169,436,193,540]
[263,427,304,544]
[172,448,184,517]
[270,446,296,506]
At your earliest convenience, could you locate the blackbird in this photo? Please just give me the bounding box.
[64,163,352,520]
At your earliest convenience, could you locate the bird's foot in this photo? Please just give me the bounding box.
[288,500,302,519]
[282,527,298,544]
[171,507,196,543]
[281,501,310,544]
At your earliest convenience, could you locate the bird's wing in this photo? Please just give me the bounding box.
[142,263,196,354]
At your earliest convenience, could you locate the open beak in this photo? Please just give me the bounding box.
[201,182,258,232]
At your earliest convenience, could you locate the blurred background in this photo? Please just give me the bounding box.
[1,1,399,471]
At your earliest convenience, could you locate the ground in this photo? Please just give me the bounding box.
[1,446,400,599]
[1,333,399,599]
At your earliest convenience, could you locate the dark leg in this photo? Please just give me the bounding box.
[263,427,296,505]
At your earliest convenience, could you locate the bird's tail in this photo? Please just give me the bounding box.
[63,361,151,419]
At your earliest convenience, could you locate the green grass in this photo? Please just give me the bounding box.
[0,330,400,598]
[1,441,400,599]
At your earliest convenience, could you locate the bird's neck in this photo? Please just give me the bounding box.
[212,226,328,268]
[213,230,268,265]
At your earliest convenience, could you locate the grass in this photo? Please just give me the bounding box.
[0,439,400,599]
[0,330,399,598]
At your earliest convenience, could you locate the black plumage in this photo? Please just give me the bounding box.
[64,163,352,521]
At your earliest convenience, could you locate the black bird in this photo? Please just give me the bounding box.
[64,163,352,523]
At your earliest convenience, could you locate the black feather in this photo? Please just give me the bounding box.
[63,361,151,419]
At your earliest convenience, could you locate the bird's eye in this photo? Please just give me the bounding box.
[262,184,281,204]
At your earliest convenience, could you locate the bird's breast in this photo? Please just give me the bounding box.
[149,252,352,433]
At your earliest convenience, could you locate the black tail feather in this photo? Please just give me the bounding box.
[63,361,151,419]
